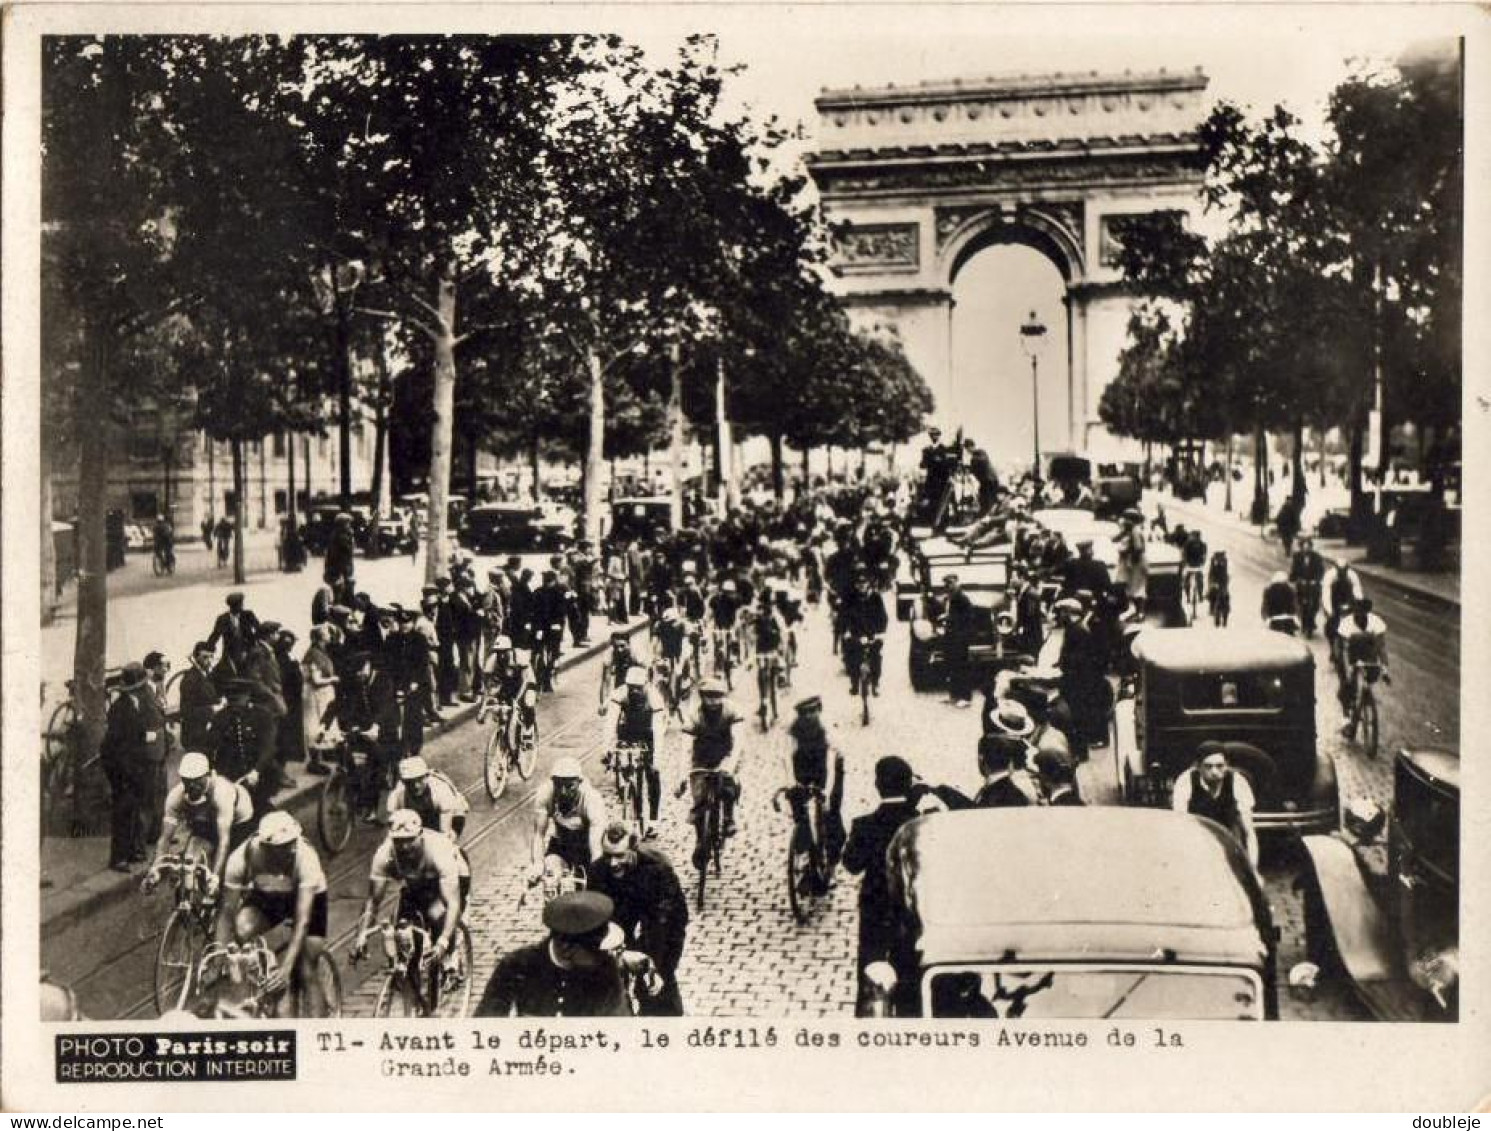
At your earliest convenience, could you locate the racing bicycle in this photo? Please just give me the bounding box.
[357,914,475,1019]
[481,698,537,802]
[191,938,343,1019]
[145,852,218,1015]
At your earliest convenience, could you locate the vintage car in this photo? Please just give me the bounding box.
[896,534,1015,692]
[604,496,672,545]
[1113,627,1338,837]
[1296,748,1459,1021]
[459,504,570,554]
[864,808,1278,1020]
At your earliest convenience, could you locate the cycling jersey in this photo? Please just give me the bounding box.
[656,620,688,660]
[1327,568,1364,616]
[532,779,608,838]
[369,831,470,889]
[753,609,784,653]
[607,648,636,686]
[1182,539,1207,569]
[709,593,739,629]
[386,771,470,833]
[679,587,707,622]
[1340,615,1388,664]
[163,774,253,843]
[224,837,328,899]
[609,685,665,743]
[489,662,533,702]
[684,705,744,769]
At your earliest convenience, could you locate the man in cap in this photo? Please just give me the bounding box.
[1034,746,1083,806]
[530,757,609,878]
[840,567,888,698]
[145,751,255,891]
[433,577,458,707]
[386,755,470,842]
[1172,741,1259,867]
[206,591,259,672]
[217,810,331,1013]
[781,696,847,875]
[654,607,691,703]
[939,573,979,707]
[844,756,923,1016]
[1060,537,1112,600]
[242,620,288,721]
[678,677,745,868]
[99,661,166,871]
[179,640,223,753]
[1116,509,1149,618]
[588,823,689,1015]
[597,630,642,711]
[451,572,482,701]
[206,678,282,819]
[973,733,1041,808]
[1055,595,1109,749]
[476,891,636,1017]
[600,666,668,828]
[351,808,469,974]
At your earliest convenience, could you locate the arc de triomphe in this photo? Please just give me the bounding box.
[805,68,1208,459]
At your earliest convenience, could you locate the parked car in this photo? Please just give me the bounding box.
[604,497,673,546]
[460,504,570,554]
[1113,627,1339,837]
[864,807,1278,1019]
[896,534,1014,692]
[1296,747,1458,1021]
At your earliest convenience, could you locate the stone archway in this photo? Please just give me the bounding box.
[805,67,1208,458]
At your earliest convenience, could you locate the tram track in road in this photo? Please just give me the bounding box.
[75,646,622,1020]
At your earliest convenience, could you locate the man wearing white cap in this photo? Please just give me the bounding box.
[600,666,668,829]
[218,811,330,1014]
[145,752,254,891]
[530,758,609,879]
[352,809,468,973]
[387,756,470,842]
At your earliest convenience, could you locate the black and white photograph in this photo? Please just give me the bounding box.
[2,0,1485,1112]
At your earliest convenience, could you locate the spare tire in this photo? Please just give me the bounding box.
[1221,741,1279,805]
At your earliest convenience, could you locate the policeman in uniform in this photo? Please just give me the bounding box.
[206,678,282,819]
[476,891,638,1017]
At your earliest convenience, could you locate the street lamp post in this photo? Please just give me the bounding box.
[1019,310,1048,478]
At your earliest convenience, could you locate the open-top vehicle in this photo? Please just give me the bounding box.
[864,807,1278,1019]
[895,534,1013,692]
[1113,627,1338,837]
[1296,747,1458,1021]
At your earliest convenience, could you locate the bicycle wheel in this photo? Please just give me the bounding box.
[634,768,650,839]
[41,702,78,833]
[860,672,871,726]
[374,970,420,1018]
[294,950,343,1018]
[514,719,538,780]
[317,767,353,855]
[1362,695,1379,759]
[163,670,187,734]
[786,826,812,925]
[43,700,78,766]
[154,909,206,1015]
[696,806,714,912]
[435,924,475,1019]
[483,724,510,802]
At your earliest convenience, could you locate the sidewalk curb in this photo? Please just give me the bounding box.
[40,615,653,936]
[1160,493,1460,613]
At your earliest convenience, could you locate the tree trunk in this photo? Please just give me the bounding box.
[72,334,112,781]
[529,437,542,504]
[768,433,785,501]
[287,430,298,536]
[583,345,606,544]
[207,436,216,522]
[303,435,313,510]
[231,438,247,585]
[424,273,459,585]
[1291,421,1306,507]
[1223,432,1234,512]
[371,403,387,520]
[258,438,268,529]
[336,297,354,509]
[41,435,58,626]
[667,343,683,530]
[801,445,810,489]
[1251,423,1268,525]
[714,357,731,512]
[825,446,834,476]
[1347,413,1367,541]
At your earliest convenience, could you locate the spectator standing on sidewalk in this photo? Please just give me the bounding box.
[207,592,259,674]
[452,573,481,701]
[180,641,222,753]
[208,678,282,819]
[301,626,338,776]
[99,662,165,871]
[324,512,357,597]
[214,517,232,568]
[274,629,305,770]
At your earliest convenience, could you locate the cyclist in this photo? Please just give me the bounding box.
[597,631,642,712]
[750,588,789,725]
[351,809,468,974]
[1338,599,1390,731]
[1260,570,1299,631]
[482,637,537,739]
[529,757,609,880]
[145,751,254,894]
[678,677,744,868]
[840,568,888,698]
[780,696,845,883]
[774,583,806,670]
[216,811,331,1015]
[1324,557,1366,649]
[1180,528,1208,612]
[601,666,667,829]
[707,579,742,675]
[654,607,692,694]
[1207,550,1232,626]
[1289,535,1327,636]
[151,515,176,574]
[386,755,469,842]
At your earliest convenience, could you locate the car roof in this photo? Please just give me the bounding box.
[1133,627,1311,673]
[890,808,1268,967]
[471,503,537,514]
[1399,747,1460,793]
